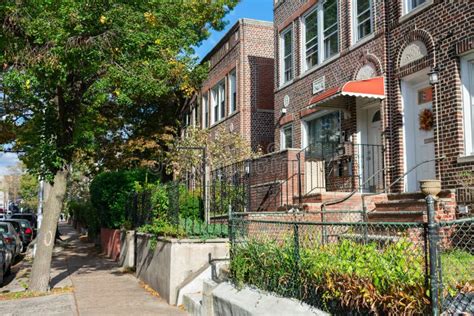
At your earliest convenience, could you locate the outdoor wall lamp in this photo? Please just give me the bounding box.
[428,67,440,85]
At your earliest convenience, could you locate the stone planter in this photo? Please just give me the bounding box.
[419,179,442,197]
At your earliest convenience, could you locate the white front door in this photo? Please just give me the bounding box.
[358,106,383,192]
[402,79,436,192]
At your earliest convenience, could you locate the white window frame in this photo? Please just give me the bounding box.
[211,86,219,124]
[229,70,237,114]
[280,26,294,85]
[352,0,373,43]
[301,0,339,73]
[202,93,209,128]
[281,124,293,149]
[461,52,474,157]
[218,80,226,120]
[402,0,427,15]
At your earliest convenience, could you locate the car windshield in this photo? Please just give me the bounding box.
[0,224,8,233]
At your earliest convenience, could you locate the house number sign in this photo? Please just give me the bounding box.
[312,76,325,95]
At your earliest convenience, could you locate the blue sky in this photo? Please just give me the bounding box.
[194,0,274,60]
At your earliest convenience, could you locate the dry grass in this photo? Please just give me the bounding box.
[139,281,161,299]
[0,286,74,301]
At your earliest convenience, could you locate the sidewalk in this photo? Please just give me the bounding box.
[0,223,187,316]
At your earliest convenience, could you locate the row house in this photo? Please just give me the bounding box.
[271,0,474,214]
[181,19,275,153]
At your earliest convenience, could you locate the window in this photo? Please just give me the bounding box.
[353,0,373,42]
[301,1,339,72]
[280,27,293,84]
[202,93,209,128]
[404,0,426,14]
[211,87,218,124]
[229,70,237,113]
[281,124,293,149]
[211,81,226,124]
[461,53,474,156]
[304,10,318,69]
[219,81,225,119]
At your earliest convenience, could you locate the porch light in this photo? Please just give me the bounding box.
[428,67,439,85]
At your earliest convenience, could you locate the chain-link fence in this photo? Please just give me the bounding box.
[229,210,474,315]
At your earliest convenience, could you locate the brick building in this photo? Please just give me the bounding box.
[272,0,474,203]
[181,19,275,152]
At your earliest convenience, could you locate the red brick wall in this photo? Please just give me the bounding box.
[385,0,474,191]
[183,19,275,153]
[274,0,474,194]
[101,228,121,261]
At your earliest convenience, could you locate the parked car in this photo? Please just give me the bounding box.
[11,213,37,232]
[0,234,12,286]
[0,222,22,259]
[1,219,33,250]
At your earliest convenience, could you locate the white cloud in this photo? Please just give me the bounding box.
[0,153,20,175]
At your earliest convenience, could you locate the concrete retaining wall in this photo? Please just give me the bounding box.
[135,234,228,305]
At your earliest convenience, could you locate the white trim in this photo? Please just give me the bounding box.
[300,1,339,74]
[400,0,433,22]
[351,0,374,44]
[461,52,474,157]
[280,25,294,86]
[300,109,339,148]
[280,123,293,149]
[340,92,385,99]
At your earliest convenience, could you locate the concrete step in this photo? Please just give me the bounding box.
[182,292,202,316]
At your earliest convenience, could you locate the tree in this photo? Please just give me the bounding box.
[19,172,39,211]
[168,126,259,178]
[0,0,237,292]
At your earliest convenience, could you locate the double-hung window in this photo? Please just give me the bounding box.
[353,0,373,42]
[404,0,426,14]
[219,81,225,119]
[202,93,209,128]
[323,0,338,59]
[229,70,237,114]
[302,1,339,72]
[211,81,226,124]
[461,53,474,156]
[211,86,219,124]
[281,124,293,149]
[280,27,293,84]
[304,10,318,69]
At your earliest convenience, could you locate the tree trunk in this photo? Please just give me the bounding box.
[29,169,68,292]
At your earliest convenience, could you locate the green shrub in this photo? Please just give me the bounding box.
[231,238,429,315]
[90,169,156,229]
[67,200,100,238]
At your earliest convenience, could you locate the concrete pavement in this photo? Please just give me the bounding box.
[0,223,187,316]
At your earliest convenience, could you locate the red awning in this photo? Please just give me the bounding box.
[308,76,385,107]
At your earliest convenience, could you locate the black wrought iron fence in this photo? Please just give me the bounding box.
[228,207,474,315]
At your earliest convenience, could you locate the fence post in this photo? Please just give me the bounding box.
[293,223,301,296]
[245,159,251,212]
[297,153,302,205]
[228,204,234,259]
[426,194,440,316]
